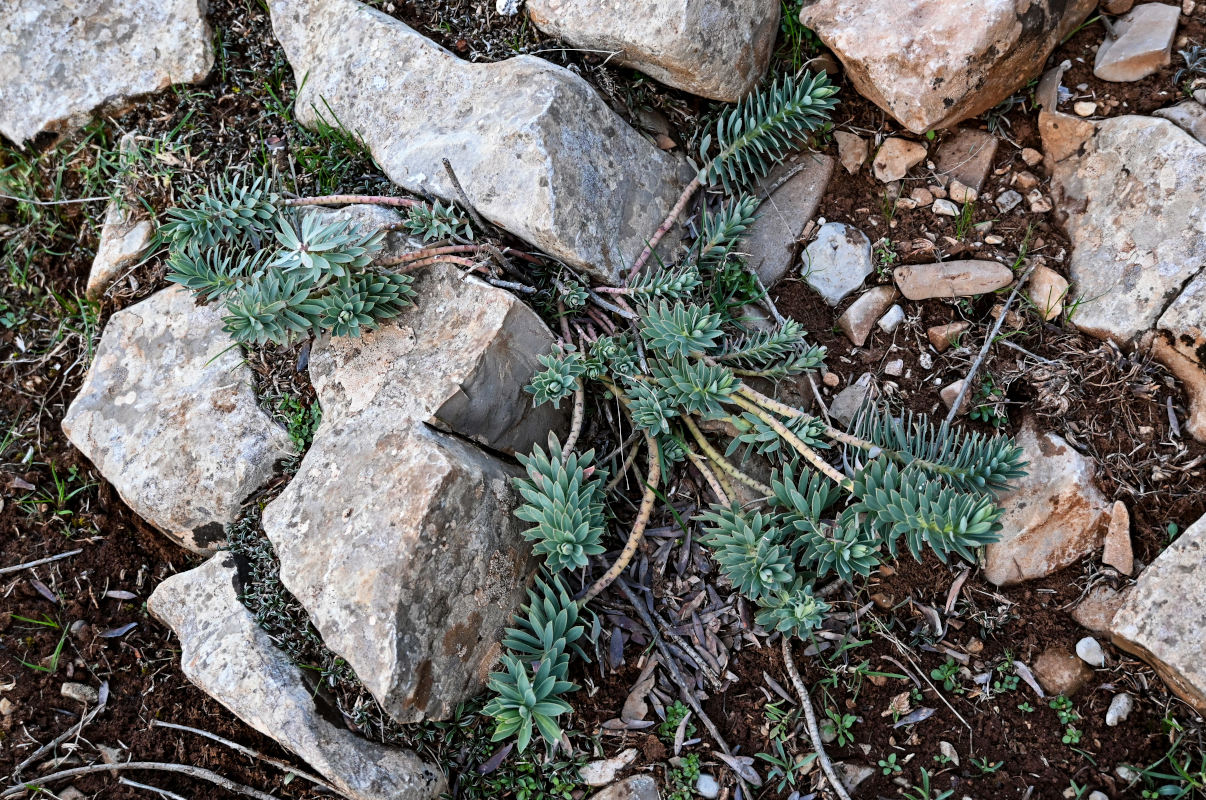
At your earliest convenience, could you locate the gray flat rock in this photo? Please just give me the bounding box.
[0,0,213,144]
[268,0,689,284]
[527,0,778,101]
[801,222,873,305]
[149,555,446,800]
[744,153,834,287]
[1094,3,1181,83]
[62,287,294,553]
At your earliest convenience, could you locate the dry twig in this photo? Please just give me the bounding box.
[0,549,82,577]
[2,762,278,800]
[780,637,853,800]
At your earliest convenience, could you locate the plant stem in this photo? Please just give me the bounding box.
[627,176,701,281]
[579,434,660,605]
[682,416,772,498]
[685,448,731,505]
[395,255,482,272]
[284,194,424,209]
[1,762,279,800]
[561,386,585,465]
[375,244,481,266]
[736,384,872,451]
[781,637,854,800]
[730,394,851,490]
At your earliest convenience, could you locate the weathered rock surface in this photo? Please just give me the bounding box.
[86,198,153,300]
[829,372,875,427]
[1147,333,1206,443]
[86,133,152,299]
[1103,501,1134,575]
[1053,116,1206,344]
[744,153,834,287]
[1033,646,1094,696]
[940,380,969,415]
[893,260,1013,301]
[588,775,660,800]
[801,222,873,305]
[798,0,1095,133]
[0,0,213,144]
[834,131,868,174]
[872,138,927,182]
[1027,264,1069,322]
[935,129,999,193]
[1154,99,1206,145]
[1093,3,1181,82]
[1072,584,1130,634]
[927,321,970,352]
[1111,513,1206,712]
[1076,636,1107,667]
[526,0,778,101]
[269,0,688,284]
[149,555,446,800]
[62,287,294,553]
[983,419,1110,586]
[263,264,563,723]
[838,286,899,347]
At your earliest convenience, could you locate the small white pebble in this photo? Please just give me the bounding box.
[1106,693,1134,727]
[884,359,904,377]
[932,198,959,217]
[877,305,905,333]
[696,774,720,799]
[1076,636,1106,668]
[1073,100,1097,117]
[919,352,933,370]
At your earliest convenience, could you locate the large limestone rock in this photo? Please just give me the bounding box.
[798,0,1095,133]
[526,0,779,101]
[1053,116,1206,344]
[268,0,688,284]
[62,287,294,553]
[744,153,834,288]
[149,555,446,800]
[1111,513,1206,713]
[0,0,213,144]
[983,419,1110,586]
[263,264,564,723]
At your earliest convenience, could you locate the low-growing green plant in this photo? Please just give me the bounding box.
[1017,701,1035,713]
[902,768,955,800]
[1050,695,1079,726]
[665,753,701,800]
[825,708,858,747]
[930,658,962,693]
[658,700,697,743]
[879,753,903,775]
[757,740,816,794]
[971,756,1004,774]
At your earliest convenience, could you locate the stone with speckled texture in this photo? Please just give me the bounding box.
[983,418,1110,586]
[62,287,294,553]
[0,0,213,144]
[262,263,564,723]
[1111,513,1206,712]
[268,0,689,284]
[149,555,446,800]
[798,0,1095,133]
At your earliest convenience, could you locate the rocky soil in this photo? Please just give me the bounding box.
[2,1,1205,799]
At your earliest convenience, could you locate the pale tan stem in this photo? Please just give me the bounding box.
[730,394,852,491]
[579,434,660,605]
[682,415,772,498]
[685,448,731,505]
[627,176,701,281]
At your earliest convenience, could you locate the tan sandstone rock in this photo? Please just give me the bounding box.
[893,260,1014,300]
[838,286,900,347]
[799,0,1095,133]
[983,419,1110,586]
[1111,513,1206,713]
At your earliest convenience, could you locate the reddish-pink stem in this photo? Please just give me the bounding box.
[376,244,482,266]
[626,175,701,282]
[285,194,425,209]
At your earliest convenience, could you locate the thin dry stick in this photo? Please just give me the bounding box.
[0,193,107,206]
[375,244,481,266]
[579,434,661,605]
[12,692,106,780]
[944,262,1037,427]
[730,395,850,489]
[284,194,423,209]
[685,449,731,506]
[117,777,189,800]
[615,579,749,797]
[561,388,586,465]
[1,762,278,800]
[150,720,336,794]
[683,416,772,497]
[604,437,643,493]
[627,175,702,280]
[396,255,481,272]
[441,158,488,233]
[0,549,82,577]
[780,637,853,800]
